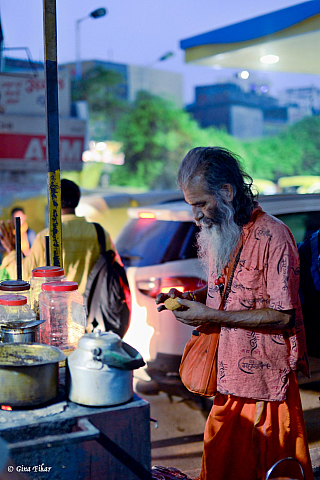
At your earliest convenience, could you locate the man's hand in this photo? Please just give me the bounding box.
[0,220,15,254]
[171,298,218,327]
[156,288,194,312]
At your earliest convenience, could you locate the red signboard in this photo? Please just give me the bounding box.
[0,114,86,171]
[0,134,84,164]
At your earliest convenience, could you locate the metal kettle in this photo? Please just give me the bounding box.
[66,331,145,407]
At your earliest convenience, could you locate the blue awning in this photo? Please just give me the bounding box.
[180,1,320,74]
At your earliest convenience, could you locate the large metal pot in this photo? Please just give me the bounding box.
[0,343,65,407]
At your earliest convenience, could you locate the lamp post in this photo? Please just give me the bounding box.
[144,51,175,91]
[157,52,174,63]
[75,7,107,80]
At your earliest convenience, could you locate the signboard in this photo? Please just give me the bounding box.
[0,115,86,172]
[0,70,70,116]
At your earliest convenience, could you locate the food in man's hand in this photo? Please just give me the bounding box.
[164,297,181,310]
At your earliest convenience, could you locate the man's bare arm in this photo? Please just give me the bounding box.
[171,299,294,330]
[156,285,208,312]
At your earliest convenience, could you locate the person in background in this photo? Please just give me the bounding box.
[11,207,36,257]
[156,147,313,480]
[0,179,118,297]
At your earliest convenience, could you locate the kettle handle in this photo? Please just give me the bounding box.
[94,342,145,370]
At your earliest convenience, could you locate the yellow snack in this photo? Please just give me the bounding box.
[164,297,181,311]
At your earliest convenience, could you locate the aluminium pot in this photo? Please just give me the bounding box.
[0,320,44,343]
[0,343,66,407]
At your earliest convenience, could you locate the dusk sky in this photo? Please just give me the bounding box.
[1,0,319,104]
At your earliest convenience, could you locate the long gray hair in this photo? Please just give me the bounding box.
[178,147,255,227]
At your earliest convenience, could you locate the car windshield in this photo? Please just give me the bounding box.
[116,218,198,267]
[277,211,320,244]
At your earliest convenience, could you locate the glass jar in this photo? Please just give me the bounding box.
[0,280,31,306]
[39,281,87,354]
[0,295,36,324]
[30,266,65,319]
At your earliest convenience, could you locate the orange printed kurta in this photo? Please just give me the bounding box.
[201,206,313,480]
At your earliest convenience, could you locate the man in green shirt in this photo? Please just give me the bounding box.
[0,179,117,295]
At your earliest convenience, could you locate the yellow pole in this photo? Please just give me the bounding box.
[43,0,62,267]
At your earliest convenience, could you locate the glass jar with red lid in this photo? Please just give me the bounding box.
[0,280,31,306]
[0,294,36,324]
[39,281,86,353]
[30,266,65,319]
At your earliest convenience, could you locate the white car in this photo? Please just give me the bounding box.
[116,193,320,400]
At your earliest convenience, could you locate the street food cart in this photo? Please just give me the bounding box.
[0,2,151,479]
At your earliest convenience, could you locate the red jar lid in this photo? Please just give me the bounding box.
[0,295,28,306]
[0,280,30,292]
[32,266,65,277]
[41,281,78,292]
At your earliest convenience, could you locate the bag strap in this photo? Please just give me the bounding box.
[219,244,243,310]
[93,222,106,253]
[87,223,107,326]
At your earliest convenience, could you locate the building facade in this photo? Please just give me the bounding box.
[61,60,183,107]
[186,83,280,139]
[187,81,320,139]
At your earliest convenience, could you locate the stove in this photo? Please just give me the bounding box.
[0,368,151,480]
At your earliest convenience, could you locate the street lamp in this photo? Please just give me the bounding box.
[144,51,175,90]
[75,7,107,80]
[158,52,174,63]
[148,51,174,68]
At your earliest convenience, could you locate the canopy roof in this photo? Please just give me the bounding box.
[180,1,320,74]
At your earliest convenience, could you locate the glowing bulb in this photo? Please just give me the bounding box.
[96,142,107,151]
[240,70,249,79]
[260,55,279,64]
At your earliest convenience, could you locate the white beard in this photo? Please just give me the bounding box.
[196,199,242,276]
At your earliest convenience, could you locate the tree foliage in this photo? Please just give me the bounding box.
[71,66,128,140]
[111,93,320,189]
[242,116,320,180]
[112,91,247,189]
[73,71,320,189]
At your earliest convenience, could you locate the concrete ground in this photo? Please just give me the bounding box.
[135,356,320,479]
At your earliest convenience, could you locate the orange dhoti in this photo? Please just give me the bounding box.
[200,372,313,480]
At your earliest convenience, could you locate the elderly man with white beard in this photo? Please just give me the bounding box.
[156,147,313,480]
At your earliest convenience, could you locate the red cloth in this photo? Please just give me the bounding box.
[200,372,313,480]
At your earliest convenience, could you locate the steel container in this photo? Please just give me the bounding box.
[0,320,44,343]
[0,343,65,407]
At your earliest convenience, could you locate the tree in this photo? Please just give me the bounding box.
[242,117,320,180]
[72,70,320,189]
[112,91,246,189]
[71,66,128,140]
[112,91,191,188]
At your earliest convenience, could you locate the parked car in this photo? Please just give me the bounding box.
[116,193,320,402]
[76,190,184,241]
